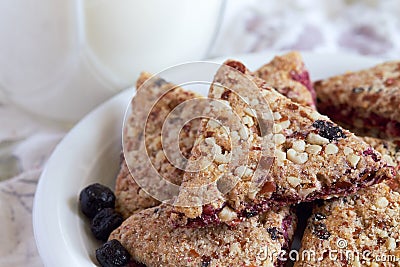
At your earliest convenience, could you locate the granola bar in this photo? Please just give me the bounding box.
[115,72,202,218]
[294,182,400,267]
[314,61,400,141]
[254,51,316,108]
[172,60,395,227]
[110,205,296,267]
[361,136,400,191]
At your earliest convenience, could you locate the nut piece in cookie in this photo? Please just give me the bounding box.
[115,72,202,218]
[173,60,395,227]
[254,51,316,108]
[110,205,297,267]
[294,182,400,267]
[314,61,400,141]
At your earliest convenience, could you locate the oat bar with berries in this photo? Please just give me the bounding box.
[361,136,400,191]
[294,182,400,267]
[314,61,400,141]
[254,51,316,108]
[116,61,317,219]
[110,205,296,267]
[172,60,395,227]
[115,72,202,218]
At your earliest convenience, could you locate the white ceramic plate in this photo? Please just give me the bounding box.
[33,52,383,266]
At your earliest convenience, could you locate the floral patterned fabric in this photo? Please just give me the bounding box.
[1,0,399,265]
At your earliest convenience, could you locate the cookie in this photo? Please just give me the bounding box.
[294,182,400,267]
[254,51,316,108]
[172,60,395,227]
[314,61,400,141]
[115,72,202,218]
[116,59,318,219]
[110,205,296,267]
[361,136,400,191]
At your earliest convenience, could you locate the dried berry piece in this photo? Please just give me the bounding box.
[96,239,131,267]
[312,223,331,240]
[91,208,124,241]
[225,61,246,74]
[267,227,280,240]
[79,183,116,218]
[242,209,258,218]
[201,255,211,267]
[312,120,346,142]
[313,213,326,221]
[363,148,380,162]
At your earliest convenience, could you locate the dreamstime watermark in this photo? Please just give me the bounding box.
[256,238,400,264]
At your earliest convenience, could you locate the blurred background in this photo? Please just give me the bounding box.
[0,0,399,266]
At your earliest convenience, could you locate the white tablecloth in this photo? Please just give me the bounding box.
[1,0,400,265]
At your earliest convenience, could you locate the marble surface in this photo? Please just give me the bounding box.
[1,0,400,266]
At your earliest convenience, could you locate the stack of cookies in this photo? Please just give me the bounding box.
[110,52,400,267]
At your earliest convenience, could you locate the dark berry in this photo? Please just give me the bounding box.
[79,183,115,218]
[267,227,280,240]
[312,223,331,240]
[91,208,124,241]
[243,209,258,218]
[312,120,346,142]
[201,255,211,267]
[96,240,131,267]
[313,213,326,221]
[154,77,167,87]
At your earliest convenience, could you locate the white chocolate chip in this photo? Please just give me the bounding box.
[325,143,339,155]
[287,176,301,188]
[239,127,249,140]
[347,154,361,168]
[306,145,322,155]
[382,155,395,167]
[273,112,282,120]
[376,197,389,208]
[218,206,237,222]
[352,259,361,267]
[215,152,230,164]
[231,131,240,142]
[387,237,396,251]
[273,134,286,145]
[218,164,226,172]
[250,98,259,106]
[243,116,254,127]
[212,85,225,98]
[207,120,219,129]
[279,120,291,130]
[343,147,353,156]
[370,263,379,267]
[273,124,283,133]
[287,149,308,164]
[378,229,388,238]
[292,140,306,152]
[298,187,317,198]
[205,137,216,146]
[306,133,330,145]
[309,111,320,121]
[276,150,286,166]
[235,165,251,177]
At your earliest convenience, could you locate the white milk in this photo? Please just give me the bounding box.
[0,0,224,122]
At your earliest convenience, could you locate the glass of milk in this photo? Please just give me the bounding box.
[0,0,225,123]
